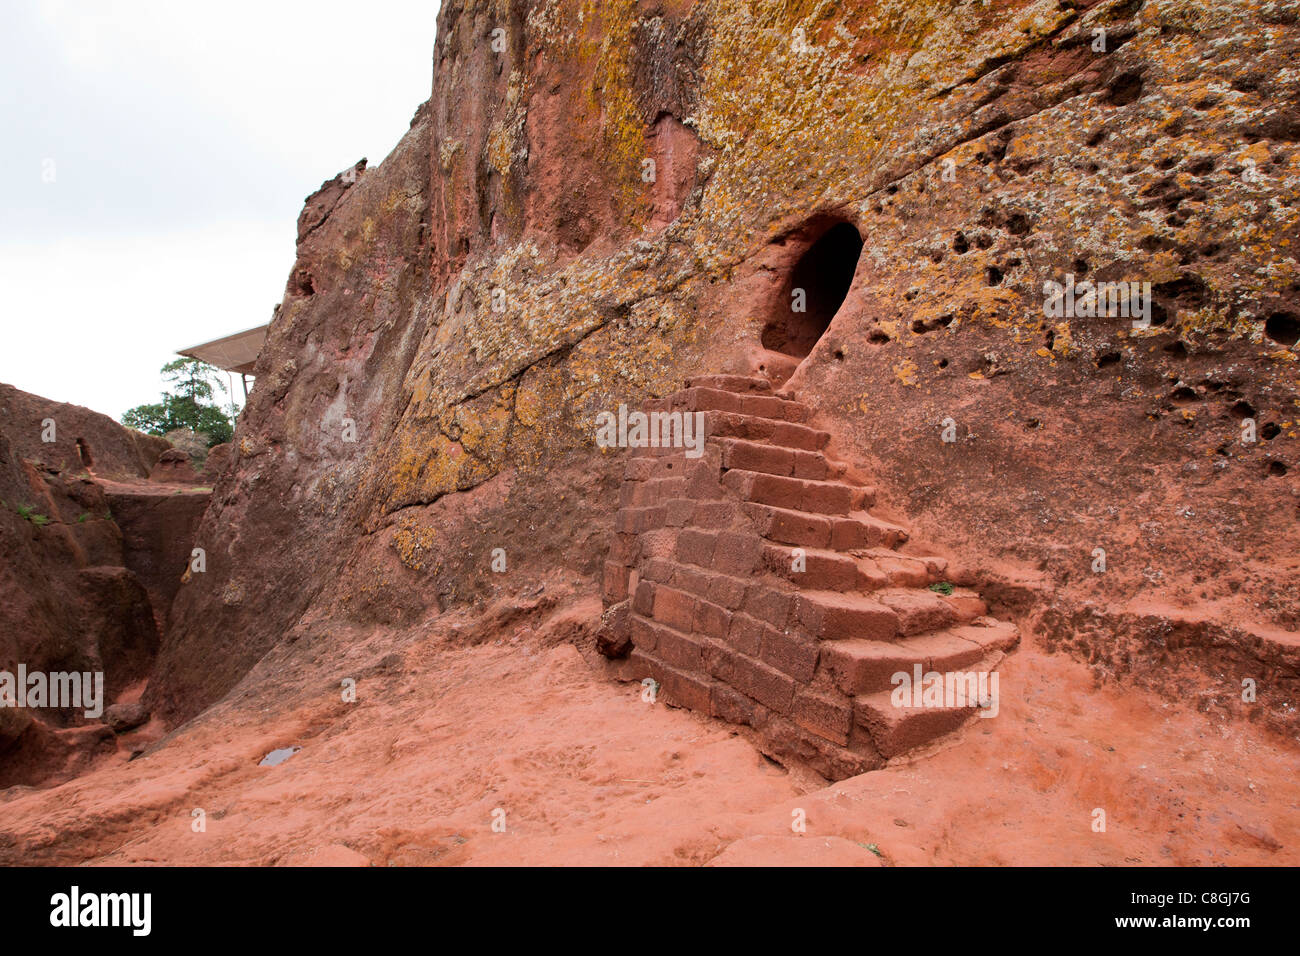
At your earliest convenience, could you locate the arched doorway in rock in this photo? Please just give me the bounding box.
[755,217,864,386]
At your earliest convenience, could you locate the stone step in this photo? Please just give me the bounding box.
[717,438,845,481]
[854,681,996,758]
[791,590,900,642]
[623,452,723,483]
[831,512,909,550]
[614,504,668,534]
[941,587,989,623]
[744,503,907,551]
[684,374,772,394]
[852,557,892,591]
[671,527,765,576]
[858,550,948,588]
[762,543,864,592]
[661,560,751,612]
[667,386,811,423]
[619,475,688,508]
[874,587,963,636]
[700,410,830,452]
[721,469,869,514]
[743,504,833,548]
[820,623,1017,695]
[604,375,1023,771]
[949,620,1022,654]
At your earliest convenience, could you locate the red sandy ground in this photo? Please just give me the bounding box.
[1,599,1295,866]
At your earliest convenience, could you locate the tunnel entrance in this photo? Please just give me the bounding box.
[761,220,863,359]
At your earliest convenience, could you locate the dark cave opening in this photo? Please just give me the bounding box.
[761,220,863,359]
[1265,311,1300,347]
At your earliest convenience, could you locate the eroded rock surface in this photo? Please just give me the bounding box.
[0,384,168,479]
[146,2,1299,771]
[0,398,179,786]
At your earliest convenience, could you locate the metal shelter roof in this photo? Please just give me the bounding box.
[177,324,268,375]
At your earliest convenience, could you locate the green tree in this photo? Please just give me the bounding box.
[122,359,236,447]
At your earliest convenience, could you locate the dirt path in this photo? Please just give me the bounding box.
[1,616,1295,866]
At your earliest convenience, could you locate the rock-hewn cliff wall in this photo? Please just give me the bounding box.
[0,384,169,479]
[151,0,1300,745]
[0,388,177,786]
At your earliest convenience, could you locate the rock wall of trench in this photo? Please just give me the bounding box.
[151,0,1300,739]
[0,388,183,786]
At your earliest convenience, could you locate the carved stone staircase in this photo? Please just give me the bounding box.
[598,373,1018,780]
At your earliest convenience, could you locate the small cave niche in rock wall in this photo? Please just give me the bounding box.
[760,220,864,365]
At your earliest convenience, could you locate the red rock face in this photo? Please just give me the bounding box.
[141,0,1298,782]
[5,0,1300,868]
[147,111,437,723]
[0,384,168,479]
[148,449,201,484]
[0,409,192,787]
[102,484,209,633]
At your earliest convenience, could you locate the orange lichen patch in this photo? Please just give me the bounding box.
[537,0,651,226]
[509,362,577,470]
[968,288,1023,329]
[373,381,516,517]
[1051,322,1075,357]
[894,358,920,387]
[512,363,559,430]
[393,523,437,572]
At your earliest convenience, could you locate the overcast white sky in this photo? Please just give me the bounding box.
[0,0,438,419]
